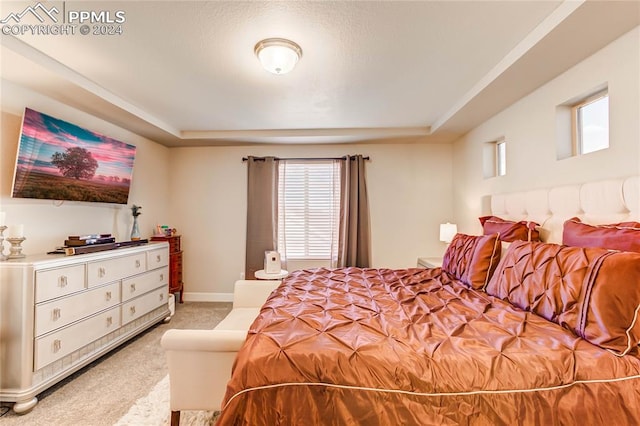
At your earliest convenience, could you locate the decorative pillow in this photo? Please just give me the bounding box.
[563,217,640,252]
[442,233,501,290]
[486,240,640,356]
[479,216,540,242]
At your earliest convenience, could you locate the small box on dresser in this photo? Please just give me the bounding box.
[0,242,170,414]
[150,235,183,303]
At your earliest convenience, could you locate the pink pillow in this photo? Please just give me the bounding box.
[479,216,540,242]
[563,217,640,252]
[442,233,501,290]
[486,241,640,355]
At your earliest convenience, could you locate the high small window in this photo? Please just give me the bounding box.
[496,140,506,176]
[483,138,506,179]
[572,91,609,155]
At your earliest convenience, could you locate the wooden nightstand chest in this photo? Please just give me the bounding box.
[151,235,184,303]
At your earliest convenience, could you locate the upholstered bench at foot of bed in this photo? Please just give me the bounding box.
[160,279,280,426]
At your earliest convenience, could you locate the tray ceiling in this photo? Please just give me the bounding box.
[1,1,638,146]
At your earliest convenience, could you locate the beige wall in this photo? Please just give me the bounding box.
[8,21,634,298]
[3,24,637,300]
[169,142,453,299]
[0,84,171,255]
[0,82,453,300]
[452,26,640,235]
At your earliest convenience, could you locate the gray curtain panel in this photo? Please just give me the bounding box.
[245,156,279,279]
[338,155,371,267]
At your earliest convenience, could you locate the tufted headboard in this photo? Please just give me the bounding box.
[489,176,639,244]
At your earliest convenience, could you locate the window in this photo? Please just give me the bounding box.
[572,91,609,155]
[483,138,506,179]
[496,140,506,176]
[277,161,340,261]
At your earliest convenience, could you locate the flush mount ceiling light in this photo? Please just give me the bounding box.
[254,38,302,75]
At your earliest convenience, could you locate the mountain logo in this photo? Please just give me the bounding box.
[0,2,59,24]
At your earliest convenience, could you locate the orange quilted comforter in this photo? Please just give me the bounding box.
[218,266,640,425]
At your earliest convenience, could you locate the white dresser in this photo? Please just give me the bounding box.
[0,242,170,413]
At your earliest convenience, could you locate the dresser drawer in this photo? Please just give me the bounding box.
[87,253,146,287]
[35,265,86,303]
[171,251,183,268]
[34,306,120,370]
[151,236,180,253]
[35,282,120,337]
[121,287,167,325]
[168,238,180,253]
[121,267,169,302]
[147,248,169,269]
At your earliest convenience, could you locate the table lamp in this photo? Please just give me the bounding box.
[439,223,458,244]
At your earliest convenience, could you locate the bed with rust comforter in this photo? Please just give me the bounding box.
[218,236,640,425]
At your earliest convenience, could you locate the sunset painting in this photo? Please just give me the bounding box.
[11,108,136,204]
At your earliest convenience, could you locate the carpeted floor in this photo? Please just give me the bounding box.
[0,302,231,426]
[114,374,219,425]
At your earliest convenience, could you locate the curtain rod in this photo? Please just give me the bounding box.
[242,156,370,162]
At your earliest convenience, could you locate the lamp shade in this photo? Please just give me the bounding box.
[439,223,458,243]
[254,38,302,75]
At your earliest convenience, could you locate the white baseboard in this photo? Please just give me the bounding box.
[182,292,233,302]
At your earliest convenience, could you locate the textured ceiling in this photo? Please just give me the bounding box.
[1,1,639,146]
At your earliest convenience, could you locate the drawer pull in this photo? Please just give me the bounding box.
[159,293,164,301]
[135,259,141,268]
[98,267,106,278]
[58,275,68,287]
[156,255,161,262]
[53,339,62,353]
[160,273,165,281]
[52,308,61,321]
[130,306,136,316]
[105,291,112,301]
[106,316,113,327]
[130,283,136,293]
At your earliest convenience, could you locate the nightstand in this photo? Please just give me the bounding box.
[254,269,289,280]
[417,257,443,268]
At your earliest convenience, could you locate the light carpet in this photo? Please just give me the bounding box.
[114,375,218,426]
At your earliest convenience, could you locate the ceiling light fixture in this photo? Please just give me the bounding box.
[254,38,302,75]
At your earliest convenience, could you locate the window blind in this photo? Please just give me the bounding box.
[277,161,340,260]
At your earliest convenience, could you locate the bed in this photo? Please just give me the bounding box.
[217,177,640,425]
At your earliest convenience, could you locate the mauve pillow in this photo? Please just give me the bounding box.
[442,233,501,290]
[563,217,640,253]
[486,240,640,356]
[479,216,540,242]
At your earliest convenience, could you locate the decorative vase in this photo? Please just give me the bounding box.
[131,216,141,241]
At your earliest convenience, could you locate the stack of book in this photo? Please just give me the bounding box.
[64,234,116,247]
[64,234,117,255]
[62,235,148,255]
